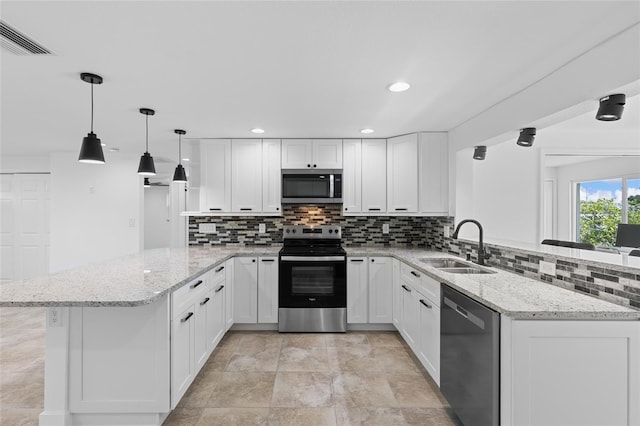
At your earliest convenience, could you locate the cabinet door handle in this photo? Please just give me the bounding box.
[344,208,348,211]
[209,208,221,211]
[215,285,224,293]
[200,297,210,306]
[402,284,411,293]
[307,164,311,168]
[261,259,275,262]
[371,259,375,262]
[350,259,364,262]
[313,164,317,168]
[181,312,194,322]
[368,208,381,211]
[395,208,407,211]
[420,299,432,309]
[276,207,279,211]
[190,280,204,289]
[252,259,256,263]
[410,271,420,278]
[215,266,225,273]
[240,208,252,211]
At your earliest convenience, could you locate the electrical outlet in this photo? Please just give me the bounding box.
[48,308,62,327]
[129,218,136,228]
[539,260,556,276]
[444,226,450,238]
[198,223,216,234]
[259,223,266,233]
[382,223,389,234]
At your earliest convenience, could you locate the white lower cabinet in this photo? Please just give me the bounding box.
[400,281,420,350]
[171,302,196,408]
[258,256,279,323]
[417,282,440,385]
[224,259,234,331]
[347,256,393,324]
[392,259,401,328]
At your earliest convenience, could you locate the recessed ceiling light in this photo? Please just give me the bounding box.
[251,128,265,134]
[360,128,375,134]
[388,81,411,92]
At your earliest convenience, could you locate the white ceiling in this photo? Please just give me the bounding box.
[1,1,639,168]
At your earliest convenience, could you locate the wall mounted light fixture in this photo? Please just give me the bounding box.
[596,94,625,121]
[172,129,187,183]
[137,108,156,176]
[516,127,536,147]
[473,145,486,160]
[78,73,105,164]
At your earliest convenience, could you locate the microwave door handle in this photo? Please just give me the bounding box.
[330,174,334,198]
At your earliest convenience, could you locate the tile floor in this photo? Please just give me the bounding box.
[0,307,459,425]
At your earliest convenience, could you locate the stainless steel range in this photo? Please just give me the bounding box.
[278,225,347,332]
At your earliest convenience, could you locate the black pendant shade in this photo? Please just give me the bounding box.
[173,129,187,183]
[79,132,105,164]
[596,94,625,121]
[473,145,486,160]
[78,73,105,164]
[138,108,156,176]
[517,127,536,147]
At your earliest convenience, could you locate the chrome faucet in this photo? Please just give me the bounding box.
[452,219,491,266]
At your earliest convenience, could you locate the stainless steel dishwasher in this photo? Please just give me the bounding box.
[440,284,500,426]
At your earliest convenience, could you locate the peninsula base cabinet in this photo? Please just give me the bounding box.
[500,317,640,426]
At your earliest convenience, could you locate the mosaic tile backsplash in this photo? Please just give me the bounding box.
[189,208,639,310]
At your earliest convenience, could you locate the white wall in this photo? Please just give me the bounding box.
[144,186,171,249]
[50,153,142,272]
[455,142,540,245]
[554,156,640,241]
[1,156,50,173]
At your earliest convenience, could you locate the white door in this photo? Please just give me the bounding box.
[361,139,387,213]
[200,140,232,212]
[257,257,278,323]
[387,134,418,213]
[342,139,362,214]
[312,139,343,169]
[144,186,171,249]
[262,139,282,213]
[0,175,15,284]
[233,257,258,323]
[368,257,393,323]
[232,139,262,213]
[281,139,312,169]
[347,257,368,323]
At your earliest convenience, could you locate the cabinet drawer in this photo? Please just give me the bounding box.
[400,262,422,287]
[419,275,441,307]
[172,275,208,316]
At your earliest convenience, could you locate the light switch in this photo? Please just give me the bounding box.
[539,260,556,276]
[198,223,216,234]
[444,226,450,238]
[259,223,266,233]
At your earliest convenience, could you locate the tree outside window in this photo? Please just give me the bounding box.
[578,177,640,246]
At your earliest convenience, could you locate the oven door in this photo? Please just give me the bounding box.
[279,255,347,308]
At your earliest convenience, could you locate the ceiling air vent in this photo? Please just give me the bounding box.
[0,20,51,55]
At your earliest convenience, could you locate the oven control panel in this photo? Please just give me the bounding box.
[283,225,341,239]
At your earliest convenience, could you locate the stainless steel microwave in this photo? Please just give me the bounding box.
[281,169,343,204]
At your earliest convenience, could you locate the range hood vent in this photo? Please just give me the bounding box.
[0,20,51,55]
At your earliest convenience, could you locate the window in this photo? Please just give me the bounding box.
[577,177,640,246]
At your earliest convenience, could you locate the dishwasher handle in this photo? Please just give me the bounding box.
[443,296,486,330]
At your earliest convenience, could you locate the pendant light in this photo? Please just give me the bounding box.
[143,178,151,188]
[596,94,625,121]
[172,129,188,183]
[137,108,156,175]
[473,145,486,160]
[78,73,105,164]
[516,127,536,147]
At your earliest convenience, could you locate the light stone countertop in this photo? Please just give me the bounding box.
[0,246,280,307]
[345,247,640,320]
[1,245,638,320]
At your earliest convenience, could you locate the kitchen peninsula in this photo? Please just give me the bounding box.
[2,246,639,426]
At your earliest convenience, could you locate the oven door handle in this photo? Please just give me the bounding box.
[280,256,346,262]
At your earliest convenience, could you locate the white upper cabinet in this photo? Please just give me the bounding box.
[361,139,387,213]
[200,140,232,212]
[387,134,418,213]
[281,139,342,169]
[419,132,449,215]
[312,139,342,169]
[262,139,282,213]
[342,139,362,214]
[231,140,262,213]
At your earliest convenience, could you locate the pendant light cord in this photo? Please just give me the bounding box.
[178,134,182,163]
[145,114,149,152]
[90,83,94,133]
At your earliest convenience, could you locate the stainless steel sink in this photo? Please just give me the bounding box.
[418,258,470,268]
[418,258,496,274]
[438,267,495,274]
